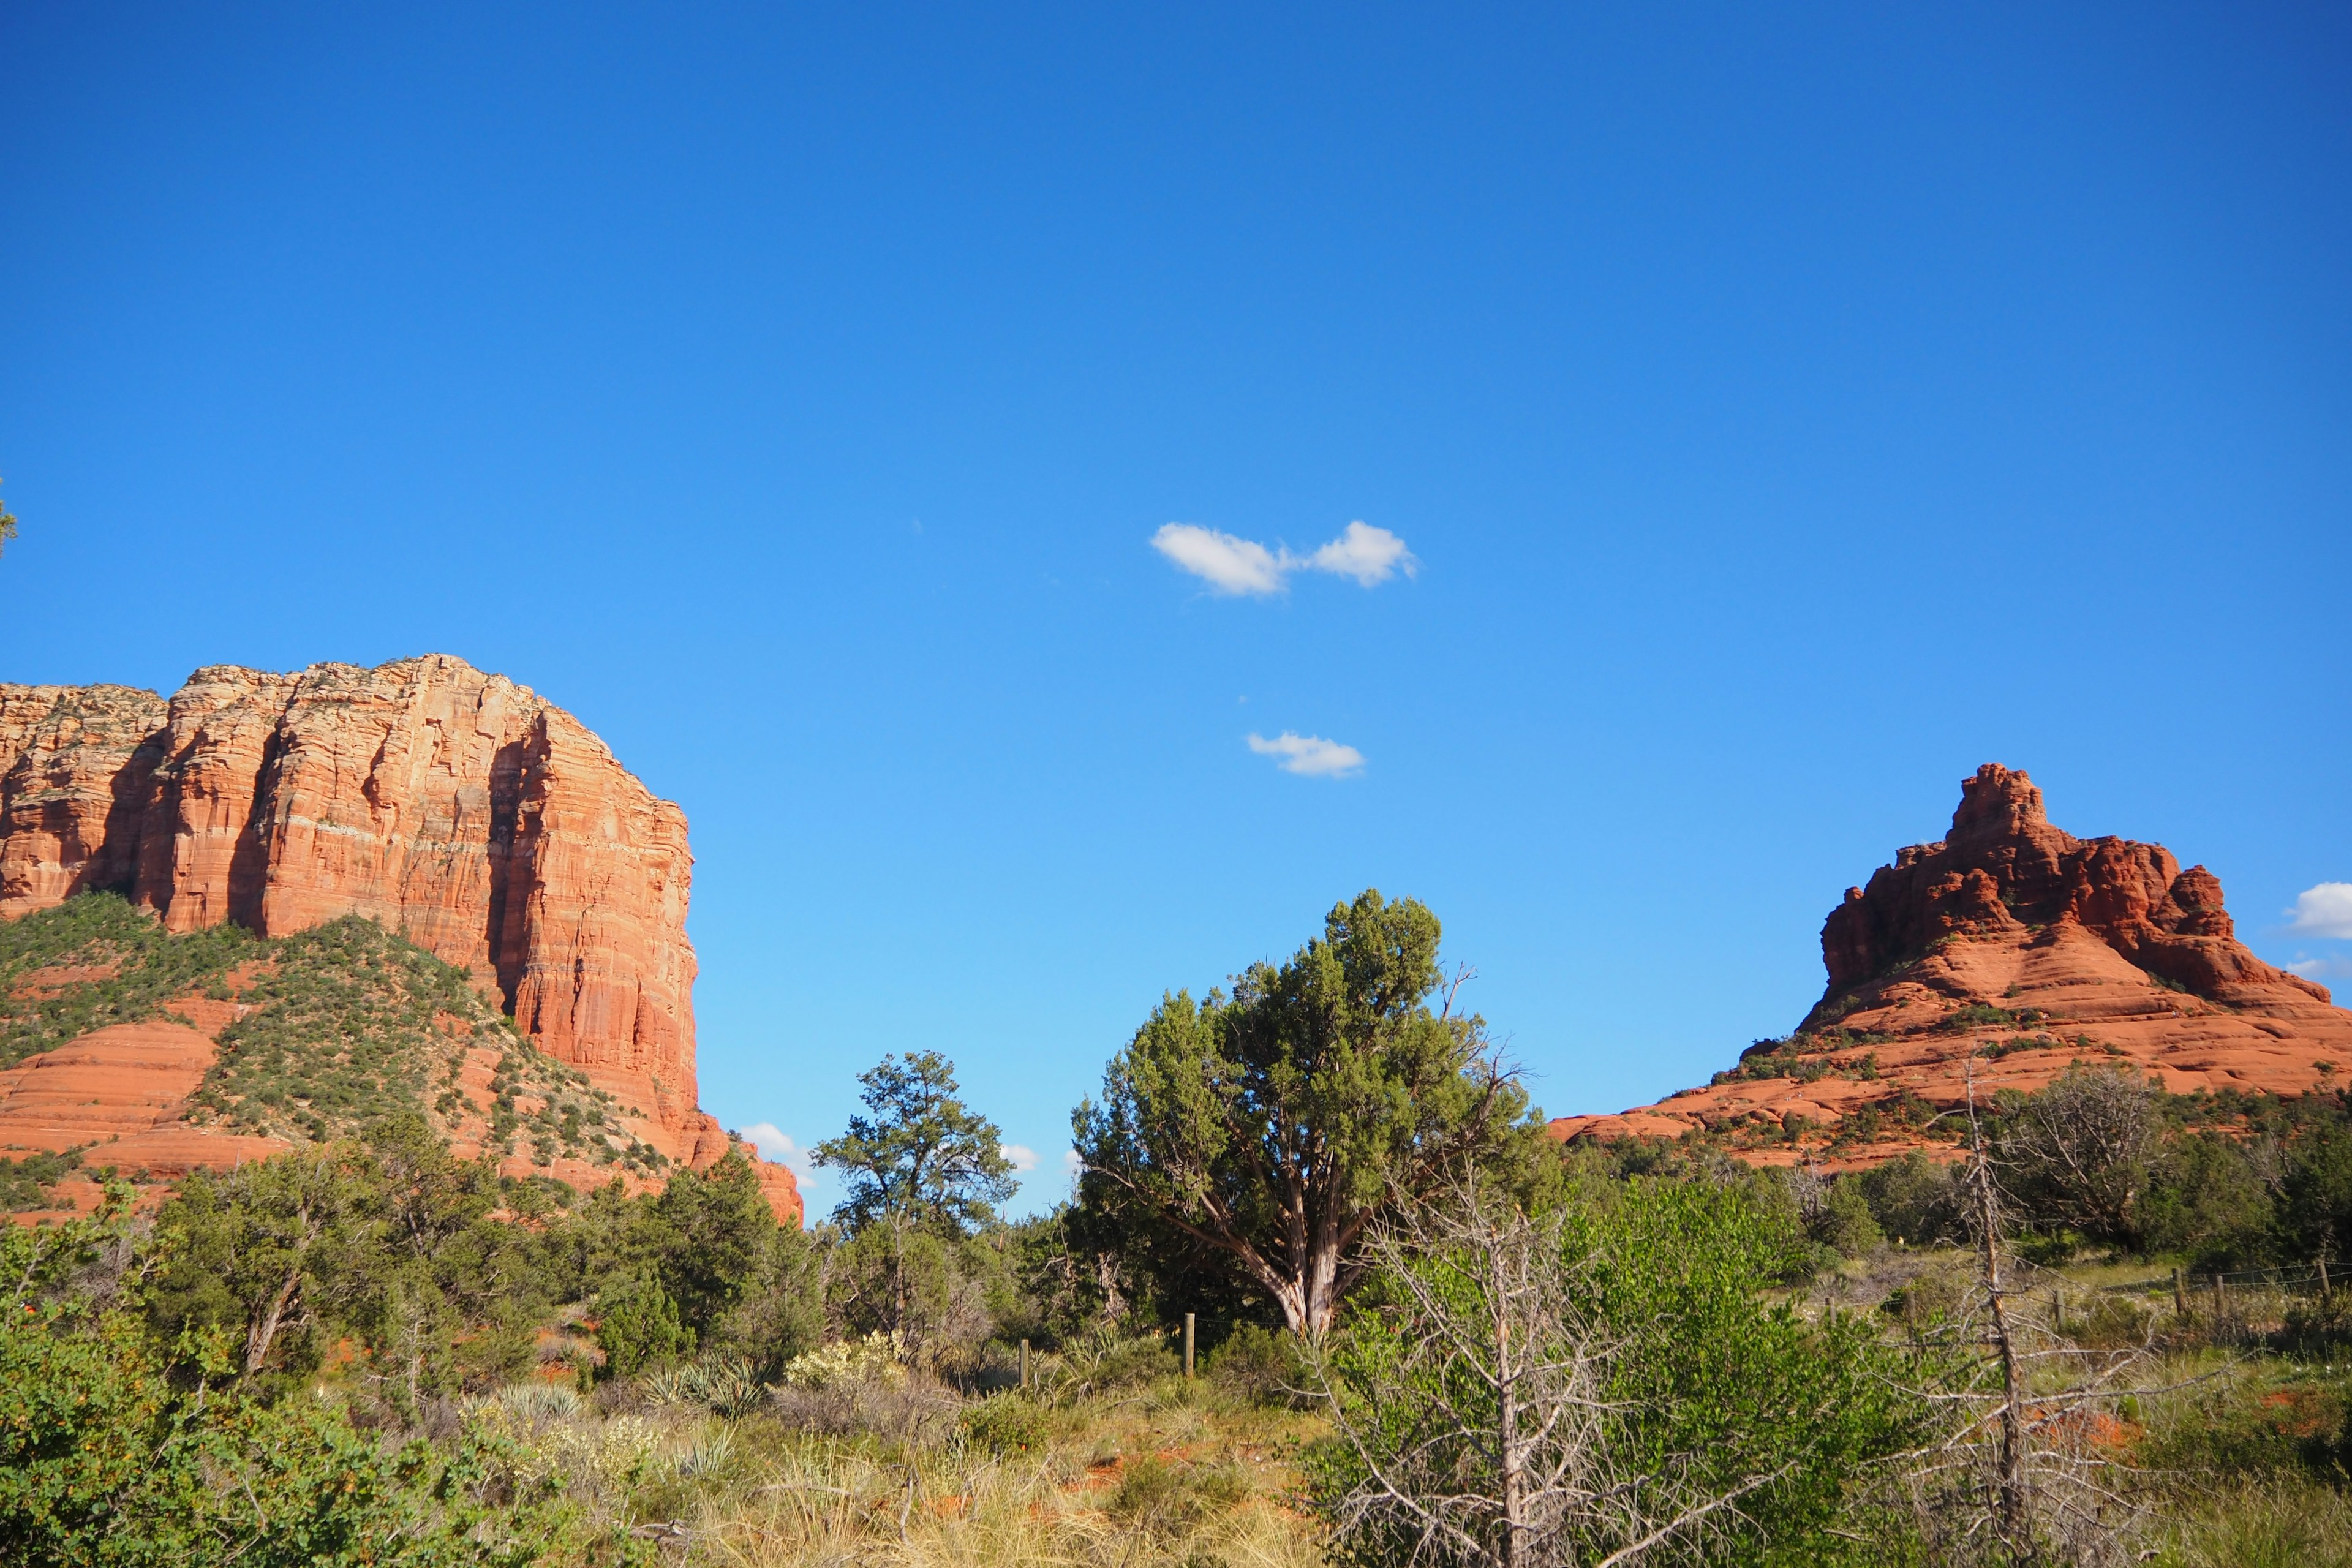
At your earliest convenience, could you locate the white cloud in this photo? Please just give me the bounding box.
[1306,521,1417,586]
[2288,883,2352,940]
[1063,1148,1085,1180]
[1152,519,1415,595]
[741,1122,813,1175]
[1151,523,1288,595]
[1000,1143,1039,1173]
[1248,731,1365,778]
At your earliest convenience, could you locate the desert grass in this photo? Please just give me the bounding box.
[476,1377,1329,1567]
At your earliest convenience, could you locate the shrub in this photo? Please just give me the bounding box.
[1204,1322,1308,1406]
[1853,1151,1964,1246]
[782,1330,906,1390]
[960,1391,1049,1453]
[1050,1330,1178,1400]
[1812,1178,1883,1258]
[1311,1178,1926,1566]
[595,1272,692,1381]
[1110,1453,1249,1535]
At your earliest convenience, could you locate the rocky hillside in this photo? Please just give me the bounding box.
[1552,764,2352,1165]
[0,656,797,1221]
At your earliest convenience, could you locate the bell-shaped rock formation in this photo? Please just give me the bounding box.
[0,656,797,1221]
[1551,765,2352,1164]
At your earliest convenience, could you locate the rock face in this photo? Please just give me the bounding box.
[0,657,798,1221]
[1551,765,2352,1164]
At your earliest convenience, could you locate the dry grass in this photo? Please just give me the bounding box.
[473,1376,1329,1566]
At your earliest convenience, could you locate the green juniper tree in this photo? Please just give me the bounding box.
[1075,890,1532,1336]
[814,1051,1017,1340]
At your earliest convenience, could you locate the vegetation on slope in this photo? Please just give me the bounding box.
[0,892,664,1177]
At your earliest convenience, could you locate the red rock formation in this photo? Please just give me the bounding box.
[1551,765,2352,1166]
[0,1017,290,1178]
[0,657,799,1223]
[0,684,167,911]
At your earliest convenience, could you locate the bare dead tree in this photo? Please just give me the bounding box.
[1888,1068,2180,1567]
[1314,1172,1787,1568]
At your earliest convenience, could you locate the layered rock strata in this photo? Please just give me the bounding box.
[0,657,797,1221]
[1551,764,2352,1165]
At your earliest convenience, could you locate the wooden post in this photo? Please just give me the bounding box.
[1019,1338,1030,1391]
[2212,1273,2225,1321]
[2052,1289,2065,1337]
[1183,1313,1196,1380]
[2321,1257,2332,1298]
[2173,1267,2187,1318]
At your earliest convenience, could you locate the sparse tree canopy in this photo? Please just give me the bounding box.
[1073,889,1530,1336]
[814,1050,1017,1234]
[1996,1065,2163,1247]
[0,479,15,558]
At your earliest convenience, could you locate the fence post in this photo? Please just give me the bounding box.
[1020,1338,1030,1392]
[2051,1289,2065,1337]
[2212,1273,2225,1320]
[1183,1313,1196,1380]
[2173,1267,2187,1319]
[2322,1257,2333,1298]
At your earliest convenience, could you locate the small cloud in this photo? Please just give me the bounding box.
[2287,883,2352,940]
[1000,1143,1039,1173]
[2286,958,2331,978]
[742,1122,813,1174]
[1152,523,1287,595]
[1152,519,1415,595]
[1248,731,1365,778]
[1063,1148,1085,1180]
[1306,521,1417,586]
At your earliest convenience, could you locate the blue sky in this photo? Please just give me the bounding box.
[2,4,2346,1218]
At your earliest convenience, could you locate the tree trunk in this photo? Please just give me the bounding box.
[1493,1223,1524,1568]
[244,1266,302,1376]
[1970,1129,2030,1554]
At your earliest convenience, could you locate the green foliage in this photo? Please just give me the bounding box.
[1,894,657,1177]
[1075,889,1532,1333]
[594,1272,693,1380]
[1203,1322,1309,1406]
[142,1146,380,1387]
[1309,1180,1926,1566]
[1850,1151,1965,1246]
[1809,1177,1883,1258]
[0,894,255,1070]
[0,477,16,557]
[0,1302,598,1567]
[960,1391,1050,1453]
[631,1152,779,1336]
[813,1050,1017,1234]
[0,1148,84,1211]
[2145,1129,2277,1270]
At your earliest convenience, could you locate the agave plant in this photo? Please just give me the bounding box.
[644,1356,771,1417]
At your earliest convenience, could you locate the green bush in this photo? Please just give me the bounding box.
[1204,1323,1308,1406]
[961,1391,1050,1453]
[1811,1179,1883,1258]
[1310,1180,1926,1566]
[595,1271,693,1381]
[1852,1151,1964,1246]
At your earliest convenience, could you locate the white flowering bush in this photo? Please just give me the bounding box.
[781,1330,908,1390]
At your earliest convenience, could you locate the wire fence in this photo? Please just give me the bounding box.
[2097,1263,2343,1297]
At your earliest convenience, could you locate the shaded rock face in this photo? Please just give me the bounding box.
[1550,765,2352,1166]
[0,657,797,1221]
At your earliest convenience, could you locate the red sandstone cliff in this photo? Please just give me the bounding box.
[1551,765,2352,1165]
[0,656,798,1222]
